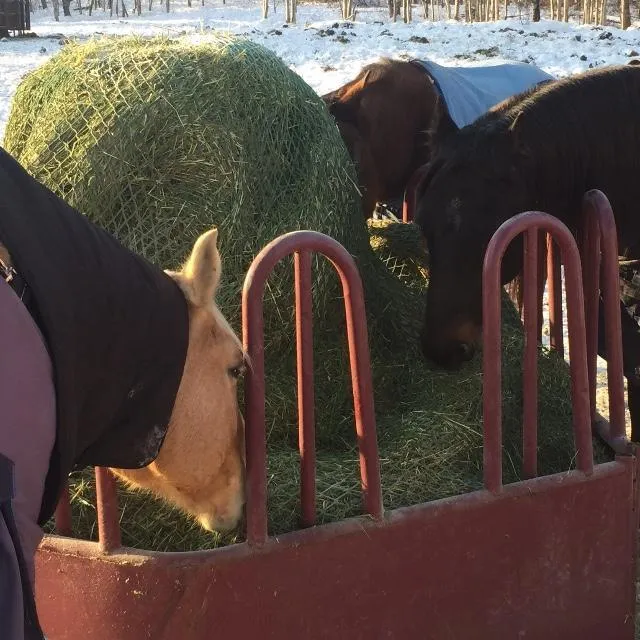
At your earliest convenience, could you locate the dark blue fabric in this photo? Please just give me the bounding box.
[415,59,555,129]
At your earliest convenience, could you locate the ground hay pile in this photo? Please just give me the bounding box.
[5,35,611,551]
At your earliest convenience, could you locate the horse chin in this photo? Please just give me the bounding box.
[198,501,244,533]
[421,330,478,370]
[424,344,476,370]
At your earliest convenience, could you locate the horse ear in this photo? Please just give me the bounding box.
[508,111,530,159]
[172,228,222,307]
[428,95,457,154]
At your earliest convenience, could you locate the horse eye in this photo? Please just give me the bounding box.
[228,364,246,380]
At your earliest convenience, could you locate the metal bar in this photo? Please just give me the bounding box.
[536,230,546,343]
[580,205,600,424]
[546,235,564,356]
[295,250,316,527]
[523,229,539,479]
[483,212,593,494]
[584,190,626,446]
[53,481,73,537]
[242,231,382,547]
[95,467,121,552]
[402,164,430,223]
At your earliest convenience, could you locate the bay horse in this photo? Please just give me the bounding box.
[323,59,436,219]
[0,146,245,637]
[414,65,640,437]
[322,58,553,219]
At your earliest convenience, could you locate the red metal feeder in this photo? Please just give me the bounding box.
[35,192,638,639]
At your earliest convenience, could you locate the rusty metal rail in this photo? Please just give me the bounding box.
[402,164,429,223]
[242,230,383,545]
[483,211,594,493]
[542,190,627,452]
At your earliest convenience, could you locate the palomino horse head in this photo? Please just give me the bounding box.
[113,228,246,532]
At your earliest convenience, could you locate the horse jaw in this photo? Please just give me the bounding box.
[113,228,246,535]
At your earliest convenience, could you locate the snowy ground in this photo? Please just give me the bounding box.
[0,1,636,424]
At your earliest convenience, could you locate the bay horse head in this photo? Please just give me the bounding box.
[322,59,435,218]
[113,229,246,533]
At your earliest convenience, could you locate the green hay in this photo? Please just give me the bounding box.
[5,35,612,552]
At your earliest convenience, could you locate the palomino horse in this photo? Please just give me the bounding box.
[414,65,640,437]
[113,228,246,533]
[322,58,553,219]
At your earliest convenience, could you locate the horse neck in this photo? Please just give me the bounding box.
[513,114,587,235]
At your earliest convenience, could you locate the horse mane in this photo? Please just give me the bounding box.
[444,65,640,199]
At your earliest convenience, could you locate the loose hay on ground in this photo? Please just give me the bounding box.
[7,35,611,552]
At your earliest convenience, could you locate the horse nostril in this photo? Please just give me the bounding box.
[458,342,475,361]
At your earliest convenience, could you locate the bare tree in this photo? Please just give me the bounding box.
[621,0,630,27]
[403,0,412,22]
[285,0,296,22]
[341,0,354,18]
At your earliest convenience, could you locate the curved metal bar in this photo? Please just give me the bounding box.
[242,231,382,547]
[580,200,601,425]
[583,190,626,447]
[483,212,593,494]
[546,235,564,356]
[402,164,431,224]
[295,250,316,527]
[523,230,539,479]
[95,466,121,552]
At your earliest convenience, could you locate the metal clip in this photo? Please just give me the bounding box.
[0,258,16,285]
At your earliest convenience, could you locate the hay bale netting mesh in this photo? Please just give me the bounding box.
[5,36,612,551]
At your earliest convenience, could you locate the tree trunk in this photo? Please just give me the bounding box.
[532,0,540,20]
[621,0,630,27]
[403,0,412,22]
[62,0,71,14]
[53,0,60,19]
[563,0,568,21]
[454,0,459,19]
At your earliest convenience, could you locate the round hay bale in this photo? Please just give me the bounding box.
[7,36,612,551]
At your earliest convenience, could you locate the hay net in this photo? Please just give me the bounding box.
[4,33,423,445]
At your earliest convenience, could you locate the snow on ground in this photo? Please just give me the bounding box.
[2,3,640,138]
[0,2,636,423]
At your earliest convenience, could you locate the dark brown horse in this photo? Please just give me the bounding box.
[322,59,438,218]
[414,64,640,435]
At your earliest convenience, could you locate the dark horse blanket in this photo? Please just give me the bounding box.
[0,147,189,525]
[413,59,554,129]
